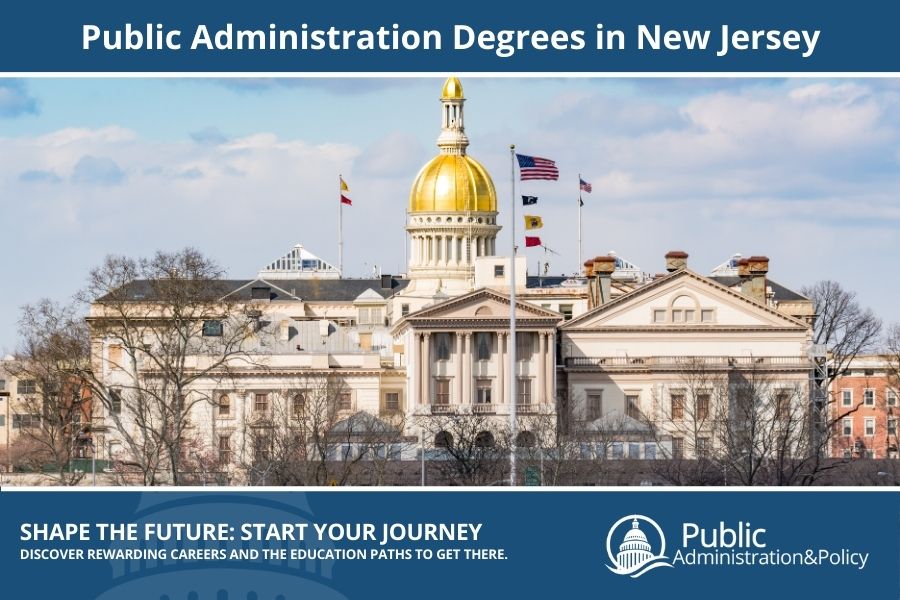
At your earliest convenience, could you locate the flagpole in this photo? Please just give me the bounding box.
[338,174,343,277]
[509,145,517,487]
[578,173,583,273]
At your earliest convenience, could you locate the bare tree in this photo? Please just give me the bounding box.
[77,248,259,485]
[241,375,408,486]
[419,413,508,485]
[10,300,92,485]
[802,281,882,385]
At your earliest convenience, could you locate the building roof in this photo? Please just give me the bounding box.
[101,277,409,303]
[708,276,808,302]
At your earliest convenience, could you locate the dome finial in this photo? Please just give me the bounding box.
[441,76,464,99]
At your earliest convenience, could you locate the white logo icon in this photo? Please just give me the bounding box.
[606,514,674,578]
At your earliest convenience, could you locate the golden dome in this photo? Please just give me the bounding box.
[409,154,496,213]
[441,76,464,99]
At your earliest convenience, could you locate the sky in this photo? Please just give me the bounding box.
[1,76,899,352]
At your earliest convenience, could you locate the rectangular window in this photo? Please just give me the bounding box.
[864,417,875,436]
[625,394,640,419]
[774,391,791,421]
[434,380,450,405]
[559,304,574,321]
[475,332,492,361]
[338,392,352,411]
[684,309,695,323]
[218,434,232,463]
[253,433,271,462]
[516,333,533,361]
[202,320,223,337]
[110,389,122,415]
[17,380,36,395]
[611,442,624,459]
[494,265,505,278]
[517,378,532,406]
[254,393,269,413]
[697,437,711,457]
[842,390,853,407]
[888,417,897,436]
[384,392,400,412]
[586,393,602,420]
[652,309,666,323]
[475,380,492,405]
[701,309,715,323]
[842,417,852,436]
[12,414,40,429]
[671,394,684,420]
[292,393,306,418]
[671,310,684,323]
[0,379,5,391]
[628,442,641,459]
[864,389,875,406]
[645,443,657,460]
[218,394,231,416]
[401,304,410,317]
[0,415,5,426]
[672,437,684,459]
[888,390,898,406]
[696,393,710,420]
[434,333,451,361]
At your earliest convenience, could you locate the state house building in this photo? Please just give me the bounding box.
[88,77,816,470]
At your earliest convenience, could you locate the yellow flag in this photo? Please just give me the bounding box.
[340,176,349,192]
[524,215,543,230]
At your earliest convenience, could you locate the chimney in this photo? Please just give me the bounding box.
[593,255,616,306]
[665,250,689,273]
[380,274,393,289]
[739,256,769,304]
[585,254,616,309]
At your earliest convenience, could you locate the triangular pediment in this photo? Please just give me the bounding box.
[395,288,561,332]
[562,270,807,330]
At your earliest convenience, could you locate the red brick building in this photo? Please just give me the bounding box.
[830,355,898,459]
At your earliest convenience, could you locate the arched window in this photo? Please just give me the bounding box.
[292,393,305,418]
[435,431,453,449]
[516,430,536,448]
[475,431,495,448]
[218,394,230,417]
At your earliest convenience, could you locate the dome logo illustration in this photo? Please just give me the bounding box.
[606,515,674,578]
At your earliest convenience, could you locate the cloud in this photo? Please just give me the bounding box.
[0,80,38,118]
[354,132,428,177]
[206,77,426,95]
[19,169,62,184]
[190,126,229,146]
[71,156,126,185]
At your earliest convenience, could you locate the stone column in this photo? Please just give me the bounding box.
[409,332,419,406]
[455,332,464,405]
[546,332,555,404]
[422,333,431,405]
[497,332,505,409]
[537,332,547,404]
[462,333,472,405]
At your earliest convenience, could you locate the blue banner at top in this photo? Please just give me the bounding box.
[2,0,900,73]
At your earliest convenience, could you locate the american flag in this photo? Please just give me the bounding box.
[516,154,559,181]
[580,178,592,193]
